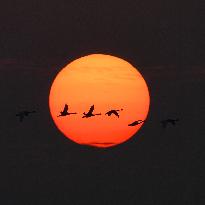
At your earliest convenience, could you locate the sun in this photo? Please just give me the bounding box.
[49,54,150,148]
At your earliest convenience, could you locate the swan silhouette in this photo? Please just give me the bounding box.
[160,118,179,128]
[57,104,77,117]
[105,109,123,118]
[82,105,101,118]
[128,120,145,126]
[16,110,36,122]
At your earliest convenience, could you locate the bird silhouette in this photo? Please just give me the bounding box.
[16,110,36,122]
[57,104,77,117]
[160,118,179,128]
[105,109,123,118]
[128,120,145,126]
[82,105,101,118]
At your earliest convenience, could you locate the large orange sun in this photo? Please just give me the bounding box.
[49,54,150,148]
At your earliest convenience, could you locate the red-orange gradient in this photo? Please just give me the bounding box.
[49,54,150,148]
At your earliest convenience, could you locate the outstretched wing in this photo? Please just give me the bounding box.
[128,121,136,126]
[113,111,119,117]
[105,111,111,116]
[128,120,144,126]
[87,105,94,115]
[105,110,119,117]
[63,104,68,112]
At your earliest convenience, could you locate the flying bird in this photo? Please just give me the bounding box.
[160,118,179,128]
[105,109,123,118]
[57,104,77,117]
[16,110,36,122]
[82,105,101,118]
[128,120,145,126]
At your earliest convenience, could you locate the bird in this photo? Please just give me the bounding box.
[105,109,123,118]
[160,118,179,128]
[57,104,77,117]
[82,105,101,118]
[128,120,145,126]
[16,110,36,122]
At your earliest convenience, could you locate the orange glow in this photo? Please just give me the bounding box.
[49,54,150,148]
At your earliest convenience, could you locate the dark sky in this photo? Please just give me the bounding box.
[0,1,204,205]
[0,0,204,65]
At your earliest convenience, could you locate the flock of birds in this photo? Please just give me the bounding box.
[15,104,179,128]
[57,104,123,118]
